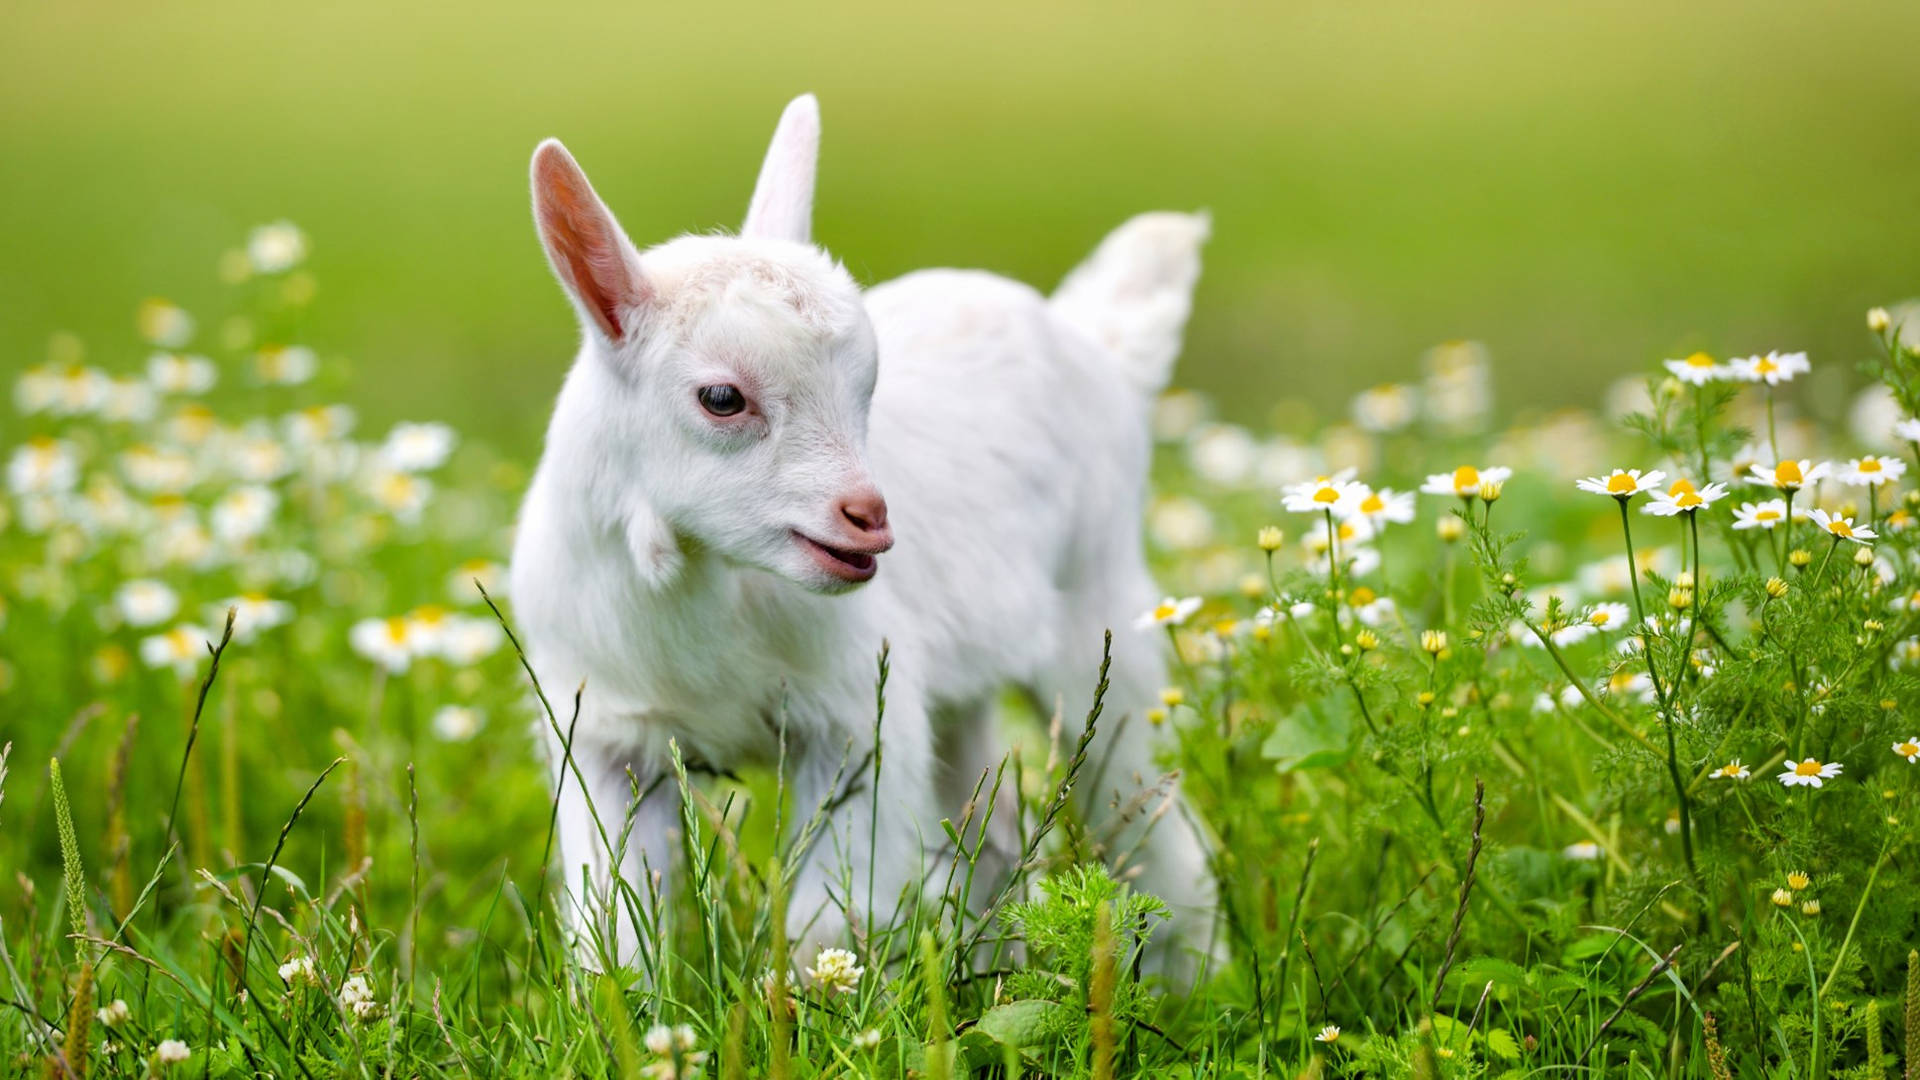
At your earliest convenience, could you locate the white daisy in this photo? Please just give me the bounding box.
[1576,468,1666,499]
[1711,760,1751,781]
[136,300,195,348]
[147,353,217,395]
[140,625,211,678]
[115,580,180,628]
[253,345,318,386]
[1807,508,1875,545]
[1728,350,1810,385]
[367,468,433,522]
[1749,460,1829,492]
[121,444,197,494]
[216,594,294,643]
[283,404,356,447]
[431,705,483,742]
[349,616,419,674]
[211,485,279,545]
[1283,476,1369,516]
[1892,737,1919,764]
[1778,758,1841,788]
[1135,596,1202,630]
[1185,423,1258,486]
[1421,464,1511,498]
[1350,384,1418,433]
[1836,455,1906,487]
[1642,480,1727,516]
[1732,500,1790,530]
[1347,487,1416,527]
[8,437,79,496]
[1663,352,1724,385]
[1894,417,1920,444]
[434,615,505,666]
[247,221,308,274]
[100,378,158,423]
[380,421,458,473]
[446,559,506,605]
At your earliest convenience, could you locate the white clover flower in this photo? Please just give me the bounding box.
[431,705,483,742]
[380,421,458,473]
[1711,760,1751,780]
[140,625,210,678]
[350,616,418,674]
[1347,487,1415,527]
[1894,737,1919,764]
[338,973,381,1021]
[1147,494,1212,550]
[446,559,505,605]
[1351,383,1418,433]
[1748,459,1828,492]
[248,221,308,274]
[137,299,196,347]
[100,377,158,423]
[278,955,318,986]
[1836,455,1906,487]
[155,1039,191,1066]
[1575,468,1666,498]
[644,1025,675,1056]
[121,444,197,494]
[253,345,318,386]
[212,485,280,545]
[217,594,294,644]
[1420,464,1510,498]
[115,580,180,628]
[147,353,218,395]
[1135,596,1201,631]
[96,998,131,1027]
[805,947,865,996]
[1731,500,1790,530]
[1185,423,1258,486]
[1282,477,1368,516]
[1727,350,1809,385]
[1642,480,1727,516]
[1562,842,1602,860]
[853,1028,882,1050]
[1663,352,1724,385]
[367,467,433,523]
[1807,508,1875,545]
[8,437,80,495]
[1778,758,1842,788]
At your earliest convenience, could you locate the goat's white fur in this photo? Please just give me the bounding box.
[510,93,1216,970]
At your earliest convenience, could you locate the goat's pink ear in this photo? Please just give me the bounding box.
[741,94,819,244]
[531,139,648,344]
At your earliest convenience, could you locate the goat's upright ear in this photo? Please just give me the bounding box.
[741,94,820,244]
[531,139,649,345]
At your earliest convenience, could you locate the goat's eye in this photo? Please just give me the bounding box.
[697,385,746,418]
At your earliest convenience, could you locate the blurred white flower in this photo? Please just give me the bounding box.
[1350,383,1418,433]
[1185,423,1256,486]
[115,580,180,628]
[148,353,218,395]
[163,404,221,446]
[1421,340,1492,432]
[435,615,505,665]
[121,444,197,494]
[367,468,432,522]
[48,365,110,416]
[151,515,218,570]
[1663,352,1724,385]
[140,625,210,678]
[75,478,141,536]
[8,437,80,495]
[431,705,483,742]
[14,363,60,414]
[253,345,318,386]
[224,430,292,483]
[446,559,505,605]
[155,1039,191,1066]
[1562,842,1602,860]
[212,485,279,544]
[96,998,131,1027]
[1134,596,1202,630]
[805,947,865,996]
[380,421,457,473]
[277,955,318,987]
[1347,487,1415,528]
[247,221,308,274]
[217,593,294,643]
[283,404,356,447]
[1147,495,1212,550]
[337,973,381,1021]
[1848,384,1902,451]
[351,616,418,674]
[1835,455,1905,487]
[1151,388,1209,442]
[1728,350,1809,385]
[136,299,196,347]
[100,377,158,423]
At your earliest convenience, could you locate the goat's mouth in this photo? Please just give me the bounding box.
[792,531,883,584]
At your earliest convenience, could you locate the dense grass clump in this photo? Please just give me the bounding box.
[4,228,1920,1076]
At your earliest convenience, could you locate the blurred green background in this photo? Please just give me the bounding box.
[4,0,1918,452]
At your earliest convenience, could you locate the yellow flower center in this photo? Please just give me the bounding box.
[1360,493,1385,514]
[1899,742,1918,757]
[1775,460,1803,485]
[383,616,410,645]
[1755,509,1781,522]
[1452,465,1480,492]
[1668,478,1696,496]
[1717,763,1741,777]
[1605,472,1638,494]
[1755,357,1778,374]
[1794,760,1824,776]
[1337,522,1359,541]
[1609,671,1638,693]
[1349,586,1377,606]
[1589,610,1612,626]
[1153,603,1176,621]
[1312,485,1340,504]
[1675,492,1704,509]
[1827,519,1854,538]
[1685,352,1714,368]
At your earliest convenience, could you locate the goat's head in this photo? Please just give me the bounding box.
[529,95,890,593]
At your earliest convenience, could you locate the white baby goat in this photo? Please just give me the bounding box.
[509,94,1216,972]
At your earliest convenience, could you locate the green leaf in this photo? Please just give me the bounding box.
[975,1000,1072,1048]
[1259,699,1353,772]
[1485,1027,1521,1060]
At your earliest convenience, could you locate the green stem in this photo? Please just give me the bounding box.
[1820,838,1892,997]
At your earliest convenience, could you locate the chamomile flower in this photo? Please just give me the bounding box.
[137,299,195,347]
[147,353,217,395]
[350,616,419,674]
[1186,423,1258,485]
[434,615,505,665]
[1728,350,1810,385]
[1778,758,1842,788]
[1750,459,1828,492]
[1807,508,1875,545]
[211,485,279,545]
[431,705,483,742]
[1836,455,1906,487]
[47,364,110,416]
[805,947,865,996]
[1643,480,1727,516]
[8,437,79,495]
[140,625,211,678]
[1711,760,1751,781]
[100,378,158,423]
[1732,500,1791,530]
[1347,487,1416,527]
[447,559,506,605]
[1563,842,1602,860]
[253,345,318,386]
[380,421,458,473]
[1135,596,1202,630]
[1894,417,1920,444]
[1576,468,1666,499]
[1893,737,1919,764]
[1663,352,1724,385]
[247,221,308,274]
[216,594,294,643]
[1148,495,1213,550]
[1421,464,1511,498]
[283,404,356,447]
[225,431,292,484]
[115,580,180,628]
[367,468,433,522]
[1315,1024,1342,1043]
[1283,476,1369,516]
[1351,383,1418,433]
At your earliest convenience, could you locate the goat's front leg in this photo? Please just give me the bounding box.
[548,728,681,976]
[781,702,936,957]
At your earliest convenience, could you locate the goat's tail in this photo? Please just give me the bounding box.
[1049,211,1210,395]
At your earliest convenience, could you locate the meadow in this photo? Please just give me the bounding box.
[5,218,1920,1077]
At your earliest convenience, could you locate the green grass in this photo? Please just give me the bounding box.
[5,1,1920,449]
[7,225,1920,1076]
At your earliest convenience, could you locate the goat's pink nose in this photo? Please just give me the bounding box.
[839,489,890,539]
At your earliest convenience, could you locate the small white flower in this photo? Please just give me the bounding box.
[1575,468,1666,498]
[446,559,506,605]
[434,616,505,666]
[1732,500,1790,530]
[1135,596,1202,631]
[121,444,197,494]
[1347,487,1416,527]
[155,1039,191,1066]
[140,625,211,678]
[380,421,458,473]
[100,378,158,423]
[804,947,865,996]
[1283,476,1368,516]
[1892,737,1919,764]
[338,973,381,1021]
[148,352,217,394]
[283,404,356,447]
[1836,455,1906,487]
[1185,423,1258,485]
[1711,760,1751,781]
[46,365,110,416]
[278,955,318,986]
[137,299,196,348]
[1894,417,1920,444]
[1663,352,1724,385]
[367,467,433,522]
[1351,383,1418,433]
[852,1028,883,1050]
[644,1025,675,1056]
[1778,758,1842,788]
[350,616,418,674]
[1642,480,1727,516]
[1562,841,1602,860]
[116,580,180,628]
[253,345,318,386]
[225,431,292,484]
[1315,1024,1342,1043]
[1728,350,1810,385]
[96,999,131,1027]
[431,705,483,742]
[1421,464,1511,498]
[217,593,294,644]
[211,485,280,545]
[248,221,308,274]
[8,437,80,496]
[1807,508,1875,545]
